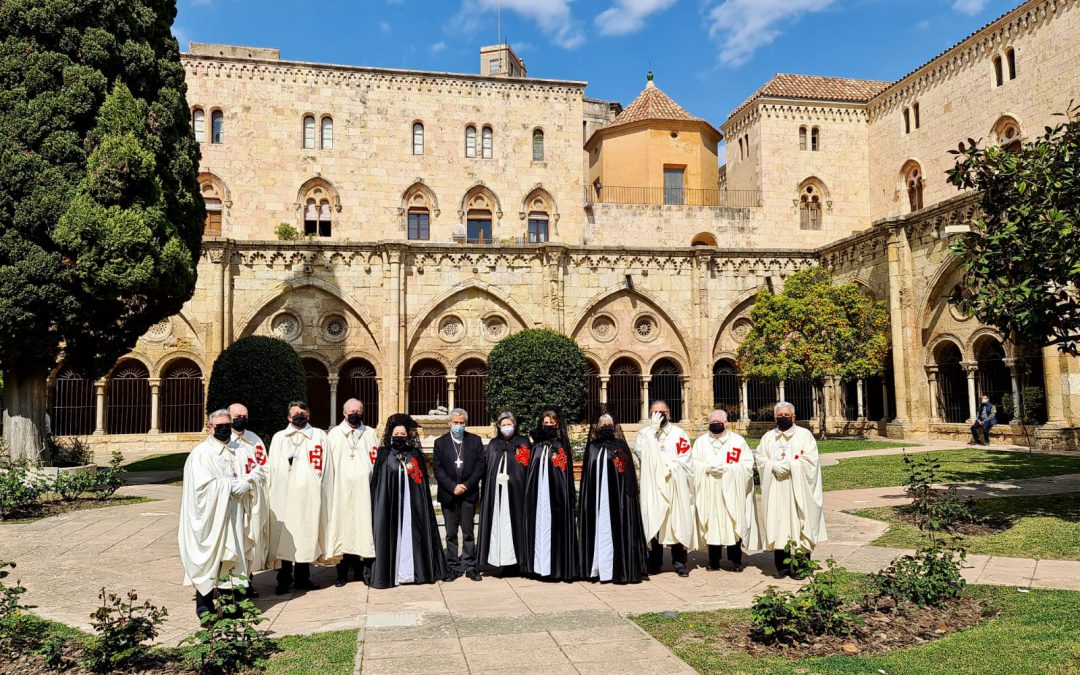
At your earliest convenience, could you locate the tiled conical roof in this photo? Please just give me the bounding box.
[605,74,706,129]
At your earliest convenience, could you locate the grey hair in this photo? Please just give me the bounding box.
[497,411,516,424]
[709,409,728,421]
[774,401,796,416]
[342,398,364,414]
[598,413,615,425]
[208,408,231,423]
[449,407,468,422]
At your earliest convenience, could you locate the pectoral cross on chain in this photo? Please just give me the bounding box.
[454,458,464,469]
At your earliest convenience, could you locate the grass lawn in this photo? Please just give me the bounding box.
[822,449,1079,491]
[745,438,908,453]
[855,491,1080,560]
[265,629,358,674]
[634,583,1080,674]
[124,452,189,472]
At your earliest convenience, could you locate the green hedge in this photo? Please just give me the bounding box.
[206,337,306,443]
[485,329,586,433]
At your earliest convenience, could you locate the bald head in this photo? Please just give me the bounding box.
[343,398,364,428]
[708,409,728,424]
[228,403,248,417]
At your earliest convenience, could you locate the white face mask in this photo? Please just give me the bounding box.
[500,425,515,437]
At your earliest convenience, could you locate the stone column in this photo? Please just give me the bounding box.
[1041,346,1067,426]
[681,376,690,423]
[963,362,979,423]
[93,379,107,435]
[375,377,384,423]
[886,228,909,423]
[640,376,651,422]
[778,379,786,403]
[1004,358,1022,423]
[223,247,234,347]
[328,376,339,427]
[925,366,940,423]
[599,376,609,406]
[385,248,403,414]
[739,378,749,422]
[857,378,866,421]
[447,376,457,412]
[148,378,161,434]
[209,246,225,356]
[882,379,891,421]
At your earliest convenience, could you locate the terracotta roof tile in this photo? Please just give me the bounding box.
[606,80,705,129]
[728,73,892,120]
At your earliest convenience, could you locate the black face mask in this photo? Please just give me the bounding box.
[776,418,794,432]
[230,417,247,432]
[347,413,363,426]
[540,425,557,440]
[709,422,726,435]
[657,413,669,427]
[598,427,615,440]
[212,423,232,442]
[291,414,308,428]
[391,437,407,450]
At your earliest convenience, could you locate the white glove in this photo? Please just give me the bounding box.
[706,464,724,477]
[230,478,250,496]
[649,412,663,435]
[771,461,790,480]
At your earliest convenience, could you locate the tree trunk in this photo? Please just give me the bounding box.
[816,381,828,440]
[3,367,47,463]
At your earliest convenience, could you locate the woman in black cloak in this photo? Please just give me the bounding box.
[476,410,530,576]
[369,414,447,589]
[578,413,649,584]
[522,409,579,581]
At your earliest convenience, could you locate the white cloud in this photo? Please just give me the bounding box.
[595,0,677,36]
[706,0,836,67]
[952,0,988,15]
[172,25,191,51]
[511,41,534,53]
[915,18,930,31]
[453,0,585,49]
[430,41,447,54]
[379,20,392,34]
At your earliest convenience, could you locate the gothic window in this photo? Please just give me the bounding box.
[300,179,336,237]
[192,108,205,143]
[993,55,1004,87]
[482,126,493,159]
[303,115,316,149]
[799,183,823,230]
[738,137,744,159]
[993,116,1022,152]
[532,128,544,161]
[200,175,224,235]
[465,125,476,158]
[913,102,920,129]
[210,110,224,144]
[799,126,807,151]
[811,126,820,151]
[902,162,924,212]
[528,213,548,243]
[321,116,333,149]
[903,107,911,134]
[412,122,424,155]
[1005,47,1016,80]
[408,209,430,240]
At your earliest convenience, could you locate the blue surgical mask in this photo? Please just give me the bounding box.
[451,424,465,437]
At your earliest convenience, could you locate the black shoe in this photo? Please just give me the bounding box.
[647,566,661,576]
[274,584,290,596]
[707,563,720,571]
[295,580,320,591]
[248,588,260,598]
[334,579,347,588]
[444,569,463,582]
[466,570,483,582]
[773,569,790,579]
[674,565,689,578]
[732,564,745,573]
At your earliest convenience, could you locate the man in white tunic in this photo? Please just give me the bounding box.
[228,403,270,587]
[268,400,330,595]
[178,409,254,617]
[692,409,759,572]
[754,401,827,579]
[324,398,377,587]
[634,400,697,577]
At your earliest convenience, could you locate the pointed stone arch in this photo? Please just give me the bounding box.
[236,277,379,351]
[406,281,535,355]
[294,176,341,213]
[519,185,559,225]
[458,183,503,220]
[399,179,440,221]
[569,285,692,360]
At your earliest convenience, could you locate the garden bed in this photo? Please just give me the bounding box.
[0,495,154,524]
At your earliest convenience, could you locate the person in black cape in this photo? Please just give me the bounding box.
[578,412,649,584]
[522,409,579,581]
[369,414,447,589]
[476,411,530,576]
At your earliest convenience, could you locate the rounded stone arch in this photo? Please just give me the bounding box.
[691,232,718,247]
[990,114,1023,148]
[198,170,231,212]
[107,353,153,379]
[406,280,535,346]
[970,328,1013,359]
[794,176,832,211]
[898,159,925,212]
[236,277,379,350]
[407,350,452,372]
[331,349,383,373]
[458,183,503,220]
[645,350,690,375]
[293,176,342,213]
[926,333,966,365]
[920,259,966,332]
[600,350,645,374]
[399,179,440,221]
[519,185,559,224]
[714,350,739,364]
[152,350,207,379]
[450,350,491,371]
[569,285,692,359]
[298,350,334,373]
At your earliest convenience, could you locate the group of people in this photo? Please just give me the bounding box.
[177,398,827,617]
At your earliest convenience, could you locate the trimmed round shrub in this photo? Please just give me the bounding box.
[485,329,587,433]
[206,337,306,443]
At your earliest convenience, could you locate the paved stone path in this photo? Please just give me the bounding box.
[2,442,1077,673]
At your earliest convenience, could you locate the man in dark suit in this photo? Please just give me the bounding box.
[433,408,486,581]
[970,394,997,445]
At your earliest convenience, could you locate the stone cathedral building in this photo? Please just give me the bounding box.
[51,0,1080,455]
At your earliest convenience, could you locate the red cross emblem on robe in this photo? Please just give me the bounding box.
[309,445,323,471]
[245,457,255,474]
[369,446,378,465]
[254,445,267,466]
[726,447,742,464]
[676,437,691,455]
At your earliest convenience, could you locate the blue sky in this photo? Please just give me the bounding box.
[174,0,1019,129]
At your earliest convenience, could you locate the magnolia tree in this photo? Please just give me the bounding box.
[946,103,1080,355]
[737,267,890,438]
[0,1,203,461]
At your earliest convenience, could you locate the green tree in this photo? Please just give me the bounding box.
[485,329,587,433]
[946,103,1080,355]
[205,337,306,445]
[737,266,890,437]
[0,0,203,461]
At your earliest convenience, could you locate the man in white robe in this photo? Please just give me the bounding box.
[268,400,331,594]
[754,401,827,579]
[692,409,759,572]
[178,409,254,617]
[228,403,271,586]
[634,400,697,577]
[324,398,377,587]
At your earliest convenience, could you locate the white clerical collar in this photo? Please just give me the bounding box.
[338,420,363,435]
[776,427,795,439]
[208,436,233,453]
[710,431,729,442]
[288,424,313,439]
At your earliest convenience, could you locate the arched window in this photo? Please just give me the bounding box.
[412,122,424,155]
[523,189,553,244]
[903,107,911,134]
[650,359,684,422]
[532,128,544,161]
[210,110,223,144]
[738,137,744,159]
[463,188,497,244]
[811,126,820,151]
[743,134,749,157]
[337,358,380,425]
[302,359,330,430]
[608,357,642,425]
[798,126,807,151]
[799,183,824,230]
[1005,47,1016,80]
[161,359,204,433]
[465,125,477,158]
[192,108,205,143]
[902,161,924,212]
[482,126,493,159]
[199,174,225,236]
[408,207,430,241]
[321,116,333,149]
[456,358,489,424]
[409,359,448,416]
[691,232,718,247]
[934,342,968,423]
[106,360,150,435]
[528,213,548,243]
[912,102,920,130]
[975,338,1010,419]
[993,54,1004,87]
[52,370,95,436]
[583,360,601,423]
[300,179,337,237]
[712,360,740,422]
[303,115,316,149]
[993,116,1022,152]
